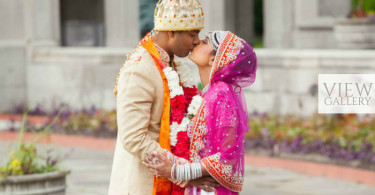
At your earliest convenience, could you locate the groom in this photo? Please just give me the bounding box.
[108,0,218,194]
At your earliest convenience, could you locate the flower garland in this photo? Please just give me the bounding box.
[163,64,203,147]
[113,32,202,194]
[163,62,203,194]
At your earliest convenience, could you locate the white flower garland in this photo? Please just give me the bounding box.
[163,63,203,146]
[188,95,203,117]
[163,67,184,99]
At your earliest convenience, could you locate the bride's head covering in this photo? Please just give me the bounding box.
[195,31,257,193]
[206,31,257,90]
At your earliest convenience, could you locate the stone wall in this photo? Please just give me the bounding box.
[0,0,253,113]
[2,0,375,117]
[264,0,352,49]
[246,49,375,116]
[22,48,375,117]
[0,46,27,112]
[0,1,27,112]
[27,47,132,111]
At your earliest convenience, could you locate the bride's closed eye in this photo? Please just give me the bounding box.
[202,38,208,44]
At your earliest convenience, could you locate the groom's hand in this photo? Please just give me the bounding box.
[144,151,173,179]
[188,176,220,192]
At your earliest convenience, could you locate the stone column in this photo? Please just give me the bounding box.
[105,0,140,47]
[32,0,61,46]
[0,0,27,112]
[201,0,253,43]
[264,0,295,48]
[235,0,254,44]
[200,0,235,38]
[0,0,25,43]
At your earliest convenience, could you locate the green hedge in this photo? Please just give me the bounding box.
[352,0,375,12]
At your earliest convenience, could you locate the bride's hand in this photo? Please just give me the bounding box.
[188,176,220,192]
[143,151,173,179]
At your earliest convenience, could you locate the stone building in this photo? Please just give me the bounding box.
[265,0,353,48]
[1,0,374,116]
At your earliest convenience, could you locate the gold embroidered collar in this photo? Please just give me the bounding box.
[153,41,171,65]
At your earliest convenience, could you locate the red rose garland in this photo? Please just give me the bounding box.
[171,88,196,194]
[163,63,202,194]
[170,94,187,124]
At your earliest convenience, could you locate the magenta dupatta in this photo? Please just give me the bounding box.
[186,31,257,194]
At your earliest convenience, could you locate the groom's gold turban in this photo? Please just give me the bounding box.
[154,0,204,31]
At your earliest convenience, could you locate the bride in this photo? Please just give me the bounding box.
[145,31,257,194]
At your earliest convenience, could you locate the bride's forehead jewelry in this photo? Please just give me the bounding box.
[206,31,229,52]
[206,32,219,52]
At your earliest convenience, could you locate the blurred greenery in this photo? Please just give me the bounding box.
[0,111,64,180]
[140,0,159,37]
[254,0,263,36]
[197,82,204,91]
[253,0,264,48]
[253,36,264,48]
[247,114,375,151]
[5,104,375,165]
[352,0,375,12]
[246,113,375,165]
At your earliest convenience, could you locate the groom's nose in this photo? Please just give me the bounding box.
[193,41,200,48]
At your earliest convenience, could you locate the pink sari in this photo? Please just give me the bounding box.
[186,31,257,194]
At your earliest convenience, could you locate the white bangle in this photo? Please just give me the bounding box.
[185,164,188,181]
[180,164,184,181]
[189,164,192,181]
[175,162,203,181]
[177,164,180,181]
[185,164,189,181]
[197,162,202,178]
[178,164,181,181]
[171,164,176,180]
[195,162,198,179]
[191,163,195,179]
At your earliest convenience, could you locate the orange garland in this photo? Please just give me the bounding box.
[142,35,172,195]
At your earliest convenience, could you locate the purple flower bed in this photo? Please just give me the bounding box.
[8,103,117,138]
[245,112,375,169]
[5,104,375,168]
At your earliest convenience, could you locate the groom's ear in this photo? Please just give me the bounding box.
[167,31,178,39]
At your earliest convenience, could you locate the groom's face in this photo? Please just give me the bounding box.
[168,31,200,57]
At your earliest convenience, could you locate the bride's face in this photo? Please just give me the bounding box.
[188,37,215,68]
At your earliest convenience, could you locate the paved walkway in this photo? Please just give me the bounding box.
[1,141,375,195]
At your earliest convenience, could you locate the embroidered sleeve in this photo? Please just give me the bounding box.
[201,152,243,192]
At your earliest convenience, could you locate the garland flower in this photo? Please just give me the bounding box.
[163,62,203,194]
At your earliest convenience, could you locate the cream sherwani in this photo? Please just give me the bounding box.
[108,44,172,194]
